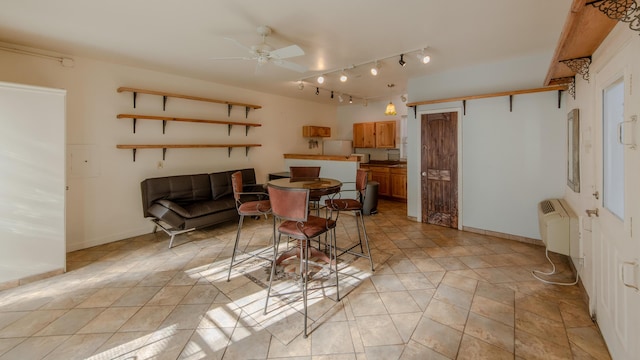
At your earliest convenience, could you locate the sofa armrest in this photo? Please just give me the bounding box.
[146,203,187,229]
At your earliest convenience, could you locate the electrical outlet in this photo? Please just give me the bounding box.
[157,161,164,169]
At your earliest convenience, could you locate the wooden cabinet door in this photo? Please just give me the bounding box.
[375,121,396,148]
[390,169,407,199]
[370,168,390,196]
[303,126,331,137]
[353,123,376,148]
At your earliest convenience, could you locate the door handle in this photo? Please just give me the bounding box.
[621,261,639,291]
[586,208,599,217]
[421,172,427,177]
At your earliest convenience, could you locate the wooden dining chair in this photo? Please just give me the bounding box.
[227,171,272,281]
[325,168,374,271]
[264,184,339,338]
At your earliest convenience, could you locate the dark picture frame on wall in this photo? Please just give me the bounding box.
[567,108,580,193]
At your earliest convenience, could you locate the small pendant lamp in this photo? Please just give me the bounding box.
[384,84,397,116]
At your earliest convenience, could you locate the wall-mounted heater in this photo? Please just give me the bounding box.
[533,198,580,285]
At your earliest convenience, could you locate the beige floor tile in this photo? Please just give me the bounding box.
[310,321,354,355]
[363,344,404,360]
[378,291,422,314]
[160,304,209,330]
[390,313,422,343]
[434,284,474,310]
[464,312,514,353]
[35,308,105,336]
[146,285,192,306]
[424,299,469,332]
[457,334,513,360]
[347,292,388,317]
[90,331,153,358]
[0,338,24,357]
[76,288,129,308]
[515,308,569,347]
[475,282,514,306]
[399,340,450,360]
[42,333,111,360]
[118,305,174,332]
[355,314,403,347]
[470,295,514,327]
[515,329,573,360]
[567,326,612,360]
[267,330,311,358]
[77,307,139,334]
[370,274,407,292]
[408,289,435,311]
[440,272,478,293]
[411,317,462,359]
[0,335,69,360]
[0,309,67,338]
[180,284,220,305]
[111,286,161,307]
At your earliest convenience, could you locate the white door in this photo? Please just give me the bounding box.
[593,42,640,360]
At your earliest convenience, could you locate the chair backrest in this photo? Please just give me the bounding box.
[231,171,243,202]
[289,166,321,180]
[267,185,309,222]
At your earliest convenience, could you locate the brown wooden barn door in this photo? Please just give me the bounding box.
[421,112,458,228]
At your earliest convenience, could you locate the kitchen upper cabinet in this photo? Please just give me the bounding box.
[353,121,395,148]
[375,121,396,148]
[303,125,331,137]
[353,122,375,148]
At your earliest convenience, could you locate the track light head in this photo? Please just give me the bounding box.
[417,49,431,64]
[339,71,348,82]
[338,94,344,103]
[330,91,334,99]
[317,75,325,84]
[398,54,406,67]
[349,96,353,104]
[370,61,379,76]
[297,81,304,90]
[315,87,319,95]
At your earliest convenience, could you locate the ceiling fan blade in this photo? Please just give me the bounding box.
[223,37,253,53]
[269,44,304,60]
[209,56,254,61]
[272,59,308,73]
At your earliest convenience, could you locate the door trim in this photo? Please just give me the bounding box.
[415,107,463,229]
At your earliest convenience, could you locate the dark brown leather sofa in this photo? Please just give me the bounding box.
[141,168,260,248]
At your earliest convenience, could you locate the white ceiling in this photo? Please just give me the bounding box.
[0,0,572,105]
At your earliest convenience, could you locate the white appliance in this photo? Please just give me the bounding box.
[322,140,353,156]
[537,198,579,257]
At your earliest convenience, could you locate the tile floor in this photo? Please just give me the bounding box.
[0,200,611,359]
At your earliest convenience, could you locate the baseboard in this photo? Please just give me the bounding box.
[462,226,543,246]
[0,268,65,291]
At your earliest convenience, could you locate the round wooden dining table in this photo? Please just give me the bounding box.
[266,177,342,265]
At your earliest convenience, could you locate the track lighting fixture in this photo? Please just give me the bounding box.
[297,81,304,90]
[338,94,344,103]
[315,87,319,95]
[417,48,431,64]
[370,61,379,76]
[339,71,348,82]
[331,91,334,99]
[317,75,325,84]
[398,54,406,67]
[349,96,353,104]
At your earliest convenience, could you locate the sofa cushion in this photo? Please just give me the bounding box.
[155,198,235,219]
[210,171,232,200]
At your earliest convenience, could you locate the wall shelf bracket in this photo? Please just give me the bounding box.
[411,106,417,118]
[462,100,466,115]
[509,95,513,112]
[558,90,563,108]
[227,104,232,117]
[227,147,232,157]
[132,91,137,108]
[245,146,251,156]
[245,106,250,118]
[162,148,167,160]
[162,120,167,134]
[228,124,232,136]
[162,96,168,111]
[560,56,591,82]
[132,118,137,133]
[588,0,640,34]
[132,148,137,162]
[245,125,250,136]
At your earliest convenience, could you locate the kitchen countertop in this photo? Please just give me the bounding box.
[363,160,407,168]
[283,154,360,162]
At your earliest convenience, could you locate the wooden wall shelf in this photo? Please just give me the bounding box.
[116,144,262,161]
[117,87,262,117]
[406,85,568,116]
[117,114,261,135]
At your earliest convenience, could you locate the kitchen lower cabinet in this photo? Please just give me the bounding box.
[390,167,407,200]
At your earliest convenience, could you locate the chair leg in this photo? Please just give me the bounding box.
[264,217,280,315]
[332,227,340,301]
[227,215,245,281]
[302,239,309,338]
[357,210,374,271]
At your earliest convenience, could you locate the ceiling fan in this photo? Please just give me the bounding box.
[211,25,308,73]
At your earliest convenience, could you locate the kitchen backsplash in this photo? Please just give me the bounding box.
[354,147,403,161]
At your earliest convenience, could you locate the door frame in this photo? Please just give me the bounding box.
[415,107,463,229]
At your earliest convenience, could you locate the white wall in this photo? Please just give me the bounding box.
[0,50,337,251]
[0,82,66,283]
[405,51,566,240]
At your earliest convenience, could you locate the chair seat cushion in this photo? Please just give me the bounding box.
[325,198,362,211]
[278,216,336,239]
[238,200,271,215]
